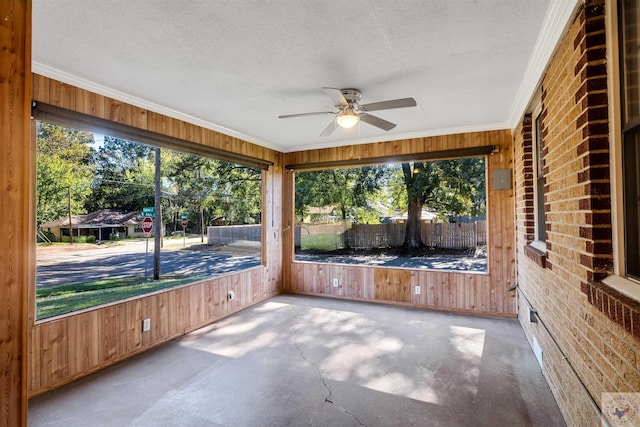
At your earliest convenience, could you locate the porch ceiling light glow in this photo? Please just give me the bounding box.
[336,109,359,129]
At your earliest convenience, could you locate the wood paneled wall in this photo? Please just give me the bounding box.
[283,130,516,316]
[29,75,284,396]
[0,1,31,425]
[29,268,276,394]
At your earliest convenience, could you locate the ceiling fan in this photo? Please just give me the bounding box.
[278,87,417,137]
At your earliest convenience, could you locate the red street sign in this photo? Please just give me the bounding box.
[181,218,188,227]
[142,217,153,237]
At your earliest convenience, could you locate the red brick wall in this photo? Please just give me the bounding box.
[514,1,640,425]
[516,115,535,244]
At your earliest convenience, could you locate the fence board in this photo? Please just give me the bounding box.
[296,220,486,250]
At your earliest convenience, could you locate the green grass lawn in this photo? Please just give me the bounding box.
[300,233,343,251]
[36,275,207,320]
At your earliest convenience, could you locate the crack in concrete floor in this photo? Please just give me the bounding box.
[292,312,367,427]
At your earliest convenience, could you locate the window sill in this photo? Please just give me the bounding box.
[524,242,547,268]
[582,275,640,341]
[602,274,640,304]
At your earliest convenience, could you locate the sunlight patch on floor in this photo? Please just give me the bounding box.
[365,372,441,404]
[193,331,280,358]
[449,325,485,394]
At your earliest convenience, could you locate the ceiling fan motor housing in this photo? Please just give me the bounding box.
[340,88,361,104]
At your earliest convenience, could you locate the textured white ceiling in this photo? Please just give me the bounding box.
[32,1,578,153]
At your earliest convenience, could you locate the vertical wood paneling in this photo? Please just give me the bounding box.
[29,326,42,392]
[75,89,105,118]
[374,269,411,303]
[67,311,99,376]
[33,73,50,103]
[39,319,69,386]
[105,98,148,128]
[127,300,144,352]
[98,305,126,363]
[212,280,224,318]
[49,81,76,109]
[30,267,281,397]
[1,1,30,423]
[175,287,190,334]
[228,274,241,312]
[189,283,206,327]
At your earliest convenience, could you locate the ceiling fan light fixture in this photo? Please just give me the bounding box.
[336,109,359,129]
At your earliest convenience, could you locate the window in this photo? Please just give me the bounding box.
[533,110,546,247]
[35,121,263,320]
[620,0,640,280]
[294,157,487,273]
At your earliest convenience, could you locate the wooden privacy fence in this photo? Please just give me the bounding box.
[344,223,406,248]
[297,220,486,250]
[207,224,262,246]
[476,220,487,245]
[420,222,485,249]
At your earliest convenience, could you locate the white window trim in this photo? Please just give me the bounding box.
[603,0,640,303]
[606,0,625,277]
[529,239,547,253]
[603,275,640,301]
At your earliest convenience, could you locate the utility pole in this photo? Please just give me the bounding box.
[154,147,161,280]
[68,187,74,244]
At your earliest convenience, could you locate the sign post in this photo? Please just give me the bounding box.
[181,213,188,247]
[141,217,153,280]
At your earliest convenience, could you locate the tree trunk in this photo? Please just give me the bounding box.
[401,162,425,250]
[404,196,424,250]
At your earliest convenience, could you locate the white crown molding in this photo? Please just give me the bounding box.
[506,0,581,128]
[31,62,285,152]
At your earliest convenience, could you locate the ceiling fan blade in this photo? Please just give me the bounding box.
[319,120,337,137]
[360,97,417,112]
[278,111,334,119]
[321,87,349,107]
[359,113,396,131]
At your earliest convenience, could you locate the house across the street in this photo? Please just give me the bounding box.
[40,209,147,241]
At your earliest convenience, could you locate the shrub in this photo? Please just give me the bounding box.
[61,235,87,243]
[86,235,96,244]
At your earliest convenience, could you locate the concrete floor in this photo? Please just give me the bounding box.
[29,295,565,426]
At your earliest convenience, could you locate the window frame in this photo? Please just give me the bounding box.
[291,155,490,273]
[600,0,640,301]
[618,0,640,281]
[33,116,267,322]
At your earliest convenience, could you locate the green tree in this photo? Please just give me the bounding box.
[400,157,486,249]
[86,136,153,212]
[36,123,95,228]
[295,166,386,222]
[165,152,261,240]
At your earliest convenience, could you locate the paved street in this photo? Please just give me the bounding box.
[36,238,261,287]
